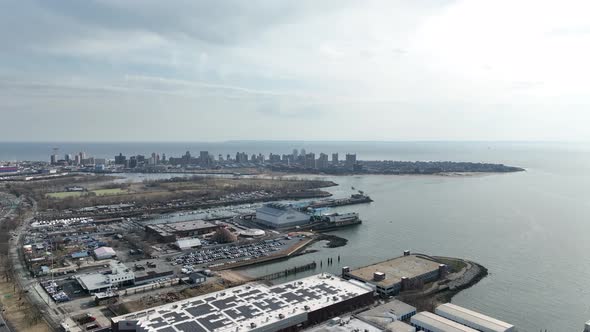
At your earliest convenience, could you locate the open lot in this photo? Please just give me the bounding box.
[46,188,128,199]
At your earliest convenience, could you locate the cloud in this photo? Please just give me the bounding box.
[1,0,590,141]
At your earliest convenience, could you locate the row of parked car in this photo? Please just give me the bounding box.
[173,240,286,266]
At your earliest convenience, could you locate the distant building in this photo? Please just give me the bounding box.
[292,148,299,158]
[305,153,316,169]
[318,153,329,169]
[199,151,210,167]
[332,153,339,164]
[114,153,126,165]
[345,153,357,170]
[256,203,311,229]
[50,154,58,165]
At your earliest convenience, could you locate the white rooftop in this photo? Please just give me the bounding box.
[385,320,416,332]
[112,273,373,332]
[305,316,383,332]
[411,312,478,332]
[435,303,514,332]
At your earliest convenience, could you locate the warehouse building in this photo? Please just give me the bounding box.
[146,220,221,242]
[342,252,445,296]
[358,300,417,325]
[305,317,384,332]
[410,312,478,332]
[435,303,515,332]
[111,273,374,332]
[256,203,311,229]
[76,261,135,293]
[93,246,117,260]
[175,238,202,250]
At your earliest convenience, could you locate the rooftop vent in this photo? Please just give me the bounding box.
[373,272,386,281]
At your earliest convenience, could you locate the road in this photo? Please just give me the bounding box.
[0,194,17,332]
[8,197,62,331]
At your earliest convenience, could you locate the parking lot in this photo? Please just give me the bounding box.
[172,237,304,268]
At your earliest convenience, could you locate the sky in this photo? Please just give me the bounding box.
[2,0,590,142]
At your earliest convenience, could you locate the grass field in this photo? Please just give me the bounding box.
[46,188,127,199]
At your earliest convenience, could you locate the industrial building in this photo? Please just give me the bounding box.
[175,238,202,250]
[435,303,515,332]
[410,312,478,332]
[76,261,135,293]
[342,252,445,296]
[256,203,311,229]
[111,273,374,332]
[305,317,383,332]
[358,300,417,325]
[93,246,117,260]
[146,220,221,242]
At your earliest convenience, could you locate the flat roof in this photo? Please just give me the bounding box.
[411,312,478,332]
[358,300,416,326]
[347,255,440,287]
[435,303,514,332]
[385,321,415,332]
[305,317,383,332]
[147,220,218,236]
[112,273,373,332]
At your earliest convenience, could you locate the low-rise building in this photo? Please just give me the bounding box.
[93,246,116,260]
[256,203,311,229]
[111,273,374,332]
[410,312,478,332]
[358,300,417,325]
[342,252,445,296]
[435,303,515,332]
[175,238,202,250]
[76,261,134,293]
[146,220,221,242]
[305,316,383,332]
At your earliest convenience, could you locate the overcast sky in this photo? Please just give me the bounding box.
[1,0,590,142]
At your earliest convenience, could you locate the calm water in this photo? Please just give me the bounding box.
[2,141,590,331]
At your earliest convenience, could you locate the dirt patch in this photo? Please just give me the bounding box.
[0,276,50,332]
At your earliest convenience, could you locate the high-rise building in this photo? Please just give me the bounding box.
[292,149,299,158]
[301,148,306,156]
[332,153,339,164]
[74,155,81,165]
[50,154,58,165]
[114,153,127,165]
[318,153,329,169]
[345,153,357,170]
[64,154,72,163]
[199,151,210,167]
[304,153,316,169]
[161,153,166,162]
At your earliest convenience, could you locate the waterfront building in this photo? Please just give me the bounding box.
[435,303,515,332]
[111,273,374,332]
[411,312,478,332]
[256,203,311,229]
[345,153,357,170]
[318,153,329,169]
[358,300,417,324]
[342,251,445,296]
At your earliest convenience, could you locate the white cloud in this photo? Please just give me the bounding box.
[1,0,590,141]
